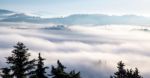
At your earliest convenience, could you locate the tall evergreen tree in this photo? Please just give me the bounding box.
[0,67,12,78]
[6,42,36,78]
[30,53,48,78]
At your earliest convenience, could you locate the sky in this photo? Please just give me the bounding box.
[0,0,150,17]
[1,0,150,17]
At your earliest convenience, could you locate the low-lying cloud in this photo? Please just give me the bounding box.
[0,24,150,78]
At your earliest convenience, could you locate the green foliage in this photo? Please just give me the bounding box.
[6,42,36,78]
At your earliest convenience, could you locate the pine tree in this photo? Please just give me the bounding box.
[110,76,113,78]
[69,70,80,78]
[132,68,143,78]
[50,60,81,78]
[111,61,143,78]
[50,60,68,78]
[114,61,126,78]
[0,67,12,78]
[126,69,133,78]
[6,42,36,78]
[30,53,48,78]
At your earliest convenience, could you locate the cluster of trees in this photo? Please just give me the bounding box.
[110,61,143,78]
[0,42,80,78]
[0,42,143,78]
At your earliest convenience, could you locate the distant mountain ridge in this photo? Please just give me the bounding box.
[0,9,14,14]
[0,9,150,25]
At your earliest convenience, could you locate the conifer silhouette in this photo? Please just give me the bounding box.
[132,68,143,78]
[6,42,36,78]
[50,60,81,78]
[114,61,126,78]
[111,61,143,78]
[69,70,81,78]
[0,67,12,78]
[30,53,48,78]
[50,60,68,78]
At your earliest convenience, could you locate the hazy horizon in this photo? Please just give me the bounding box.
[1,0,150,17]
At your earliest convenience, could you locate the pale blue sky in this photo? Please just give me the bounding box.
[1,0,150,17]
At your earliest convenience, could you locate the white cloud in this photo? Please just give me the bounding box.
[0,24,150,78]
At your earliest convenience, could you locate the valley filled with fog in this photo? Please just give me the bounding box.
[0,22,150,78]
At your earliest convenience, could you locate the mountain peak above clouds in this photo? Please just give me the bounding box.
[0,9,150,25]
[0,9,14,14]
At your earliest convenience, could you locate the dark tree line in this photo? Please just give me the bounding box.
[0,42,80,78]
[0,42,143,78]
